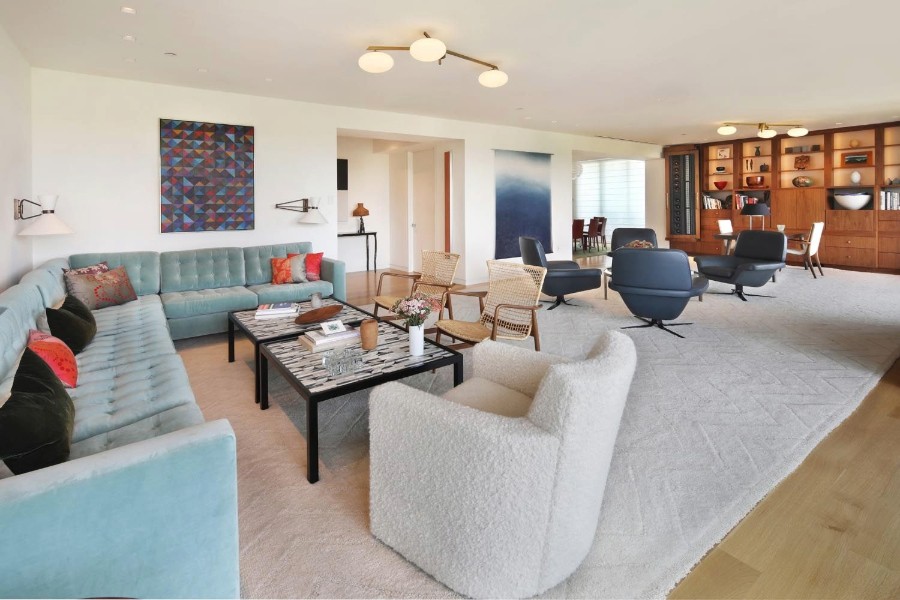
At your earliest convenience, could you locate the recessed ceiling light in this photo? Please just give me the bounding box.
[264,77,273,82]
[516,107,524,111]
[164,52,177,57]
[551,120,557,123]
[524,116,532,120]
[197,68,208,73]
[124,57,135,63]
[835,122,843,125]
[122,35,135,42]
[121,7,136,15]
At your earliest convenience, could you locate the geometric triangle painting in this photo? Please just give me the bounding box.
[160,118,254,232]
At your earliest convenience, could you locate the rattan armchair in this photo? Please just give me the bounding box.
[435,260,547,351]
[373,250,460,320]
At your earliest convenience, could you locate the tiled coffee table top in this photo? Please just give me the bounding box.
[264,321,456,396]
[231,298,371,342]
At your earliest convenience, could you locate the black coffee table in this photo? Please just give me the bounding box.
[259,320,463,483]
[228,298,371,406]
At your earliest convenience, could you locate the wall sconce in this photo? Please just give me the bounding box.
[275,197,328,224]
[351,203,369,233]
[14,194,74,236]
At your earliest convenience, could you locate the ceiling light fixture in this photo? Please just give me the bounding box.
[358,31,508,88]
[122,34,135,42]
[121,7,136,15]
[716,122,808,139]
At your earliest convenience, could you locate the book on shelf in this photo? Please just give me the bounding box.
[880,190,900,210]
[298,328,360,353]
[255,302,299,319]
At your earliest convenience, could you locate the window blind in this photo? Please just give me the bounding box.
[574,159,646,234]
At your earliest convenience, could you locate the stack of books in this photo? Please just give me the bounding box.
[254,302,299,320]
[298,327,360,353]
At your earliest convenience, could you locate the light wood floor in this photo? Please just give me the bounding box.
[346,266,900,599]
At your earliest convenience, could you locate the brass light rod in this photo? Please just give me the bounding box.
[366,31,501,71]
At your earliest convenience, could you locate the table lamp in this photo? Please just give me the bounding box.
[352,203,369,234]
[740,202,770,230]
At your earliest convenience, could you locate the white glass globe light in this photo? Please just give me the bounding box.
[478,69,508,88]
[717,125,737,136]
[787,127,808,137]
[409,37,446,62]
[758,128,777,139]
[358,51,394,74]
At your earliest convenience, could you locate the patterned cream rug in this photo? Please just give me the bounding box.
[177,265,900,599]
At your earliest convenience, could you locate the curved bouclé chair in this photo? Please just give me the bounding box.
[609,248,708,338]
[519,236,602,309]
[694,230,787,301]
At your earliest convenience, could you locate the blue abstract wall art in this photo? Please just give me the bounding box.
[494,150,552,259]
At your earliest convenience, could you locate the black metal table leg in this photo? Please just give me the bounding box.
[258,347,268,409]
[227,318,235,363]
[373,232,377,270]
[453,359,463,387]
[365,235,370,271]
[307,397,319,483]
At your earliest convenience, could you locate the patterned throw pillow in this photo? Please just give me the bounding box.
[64,262,109,276]
[27,330,78,388]
[622,240,655,249]
[271,257,293,285]
[306,252,324,282]
[289,253,308,283]
[64,266,138,310]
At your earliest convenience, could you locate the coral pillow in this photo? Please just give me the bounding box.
[306,252,324,282]
[27,330,78,388]
[271,253,301,285]
[64,266,137,310]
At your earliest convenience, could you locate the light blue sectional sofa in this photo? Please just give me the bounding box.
[0,258,239,598]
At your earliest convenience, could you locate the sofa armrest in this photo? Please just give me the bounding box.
[473,339,571,397]
[320,257,346,301]
[369,382,559,597]
[0,419,239,599]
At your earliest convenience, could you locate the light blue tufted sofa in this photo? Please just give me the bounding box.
[0,258,239,598]
[70,242,347,340]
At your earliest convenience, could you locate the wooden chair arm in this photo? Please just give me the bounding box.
[489,303,542,340]
[375,271,420,295]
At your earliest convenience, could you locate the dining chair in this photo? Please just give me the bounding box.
[583,218,600,251]
[786,221,825,278]
[597,217,608,249]
[572,219,585,252]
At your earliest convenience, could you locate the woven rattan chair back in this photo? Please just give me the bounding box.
[479,261,547,340]
[414,251,460,299]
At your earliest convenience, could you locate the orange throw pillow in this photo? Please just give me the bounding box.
[27,330,78,388]
[306,252,324,282]
[270,253,301,285]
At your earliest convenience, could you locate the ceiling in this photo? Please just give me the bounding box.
[2,0,899,146]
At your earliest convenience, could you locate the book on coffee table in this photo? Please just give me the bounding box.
[255,302,299,319]
[298,328,360,353]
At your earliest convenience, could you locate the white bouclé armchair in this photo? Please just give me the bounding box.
[369,331,637,598]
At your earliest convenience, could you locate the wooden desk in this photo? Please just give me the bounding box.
[338,231,377,271]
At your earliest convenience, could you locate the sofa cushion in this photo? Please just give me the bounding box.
[160,247,246,293]
[70,252,160,296]
[248,280,333,304]
[442,377,533,418]
[69,403,205,460]
[0,348,75,475]
[64,266,138,310]
[69,354,196,443]
[0,285,45,380]
[77,321,176,374]
[91,295,168,338]
[160,286,258,319]
[46,296,97,354]
[243,243,314,285]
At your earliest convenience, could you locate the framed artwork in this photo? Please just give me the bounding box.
[841,151,873,165]
[494,150,551,259]
[716,147,731,159]
[160,119,254,233]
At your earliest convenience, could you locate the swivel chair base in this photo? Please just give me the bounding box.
[545,295,582,310]
[622,316,692,339]
[709,284,774,302]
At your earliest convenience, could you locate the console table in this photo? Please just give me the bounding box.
[338,231,378,271]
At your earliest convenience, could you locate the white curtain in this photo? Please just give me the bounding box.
[574,160,646,234]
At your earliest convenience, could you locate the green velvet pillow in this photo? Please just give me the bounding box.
[46,295,97,354]
[0,347,75,475]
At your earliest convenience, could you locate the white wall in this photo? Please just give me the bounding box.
[29,68,662,283]
[388,152,410,271]
[0,23,32,290]
[336,137,389,272]
[644,158,669,248]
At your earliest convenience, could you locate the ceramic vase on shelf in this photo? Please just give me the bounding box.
[850,170,862,184]
[408,324,425,357]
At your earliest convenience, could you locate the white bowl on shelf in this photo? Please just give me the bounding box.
[833,193,871,210]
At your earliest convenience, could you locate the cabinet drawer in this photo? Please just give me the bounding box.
[820,246,877,268]
[878,236,900,253]
[823,235,876,249]
[878,252,900,269]
[825,210,875,232]
[877,219,900,233]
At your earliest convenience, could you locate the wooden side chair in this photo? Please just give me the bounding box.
[786,221,825,278]
[597,217,608,249]
[572,219,585,252]
[583,218,600,251]
[373,251,460,320]
[435,261,547,351]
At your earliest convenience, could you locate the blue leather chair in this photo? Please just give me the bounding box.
[609,248,708,338]
[608,228,658,254]
[694,230,787,301]
[519,236,602,310]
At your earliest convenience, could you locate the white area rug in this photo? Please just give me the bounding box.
[180,266,900,599]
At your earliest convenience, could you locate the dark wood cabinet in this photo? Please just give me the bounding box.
[664,146,700,242]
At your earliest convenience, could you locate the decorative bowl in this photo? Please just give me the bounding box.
[792,176,813,187]
[745,175,764,187]
[834,193,871,210]
[714,180,728,190]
